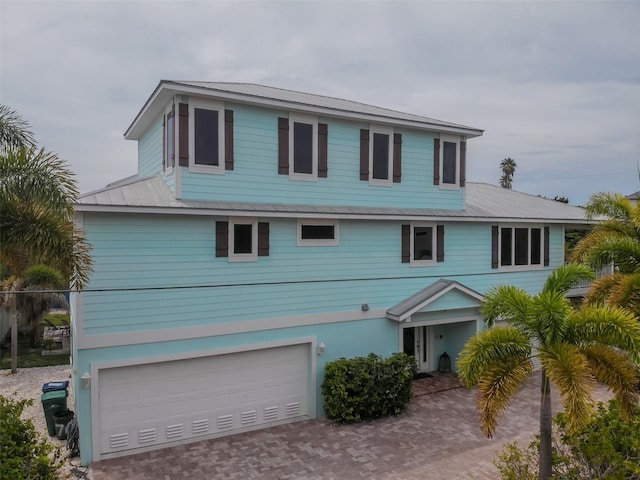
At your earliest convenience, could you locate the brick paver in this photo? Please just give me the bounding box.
[91,375,611,480]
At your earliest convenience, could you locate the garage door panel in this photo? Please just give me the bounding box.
[99,344,310,455]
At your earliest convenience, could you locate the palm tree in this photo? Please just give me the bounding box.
[457,264,640,480]
[500,157,517,189]
[571,192,640,315]
[0,105,92,372]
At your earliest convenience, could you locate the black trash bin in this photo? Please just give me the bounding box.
[41,389,68,436]
[53,410,74,440]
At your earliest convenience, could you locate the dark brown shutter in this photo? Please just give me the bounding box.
[436,225,445,262]
[491,225,499,268]
[544,226,550,266]
[460,141,466,187]
[178,103,189,167]
[433,138,440,185]
[401,224,410,263]
[216,221,228,258]
[393,133,402,183]
[162,113,166,169]
[258,222,270,256]
[278,117,289,174]
[225,110,234,170]
[360,129,369,181]
[318,123,328,178]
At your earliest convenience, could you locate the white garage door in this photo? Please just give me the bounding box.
[99,344,310,455]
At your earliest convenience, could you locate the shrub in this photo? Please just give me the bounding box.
[321,352,416,424]
[494,399,640,480]
[0,394,65,480]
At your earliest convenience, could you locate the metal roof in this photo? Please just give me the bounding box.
[77,176,592,225]
[386,279,484,321]
[125,81,484,140]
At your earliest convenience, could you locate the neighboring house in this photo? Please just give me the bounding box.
[626,190,640,206]
[71,81,593,465]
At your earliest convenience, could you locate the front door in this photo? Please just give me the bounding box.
[403,326,431,373]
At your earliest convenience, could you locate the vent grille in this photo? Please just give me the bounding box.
[285,402,300,417]
[165,423,184,439]
[241,410,257,425]
[138,428,157,444]
[109,432,129,449]
[217,414,234,430]
[192,419,209,435]
[263,405,279,421]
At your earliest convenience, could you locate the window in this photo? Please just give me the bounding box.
[495,225,545,270]
[434,136,466,189]
[163,104,175,170]
[289,114,317,180]
[297,219,339,246]
[189,99,225,173]
[278,116,327,179]
[402,224,445,265]
[360,127,402,184]
[216,219,270,261]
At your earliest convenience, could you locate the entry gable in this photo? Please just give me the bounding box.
[386,279,484,322]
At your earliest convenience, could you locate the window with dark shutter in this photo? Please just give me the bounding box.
[491,226,499,269]
[179,103,189,167]
[360,129,369,181]
[278,117,289,175]
[258,222,270,256]
[460,141,466,187]
[318,123,328,178]
[225,110,234,170]
[544,227,550,266]
[216,221,229,258]
[393,133,402,183]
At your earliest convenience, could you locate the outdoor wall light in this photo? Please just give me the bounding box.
[361,304,369,311]
[81,372,91,389]
[316,342,326,356]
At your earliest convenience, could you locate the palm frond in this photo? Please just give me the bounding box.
[585,236,640,274]
[583,192,632,222]
[585,273,625,305]
[530,289,572,344]
[480,285,532,329]
[543,263,594,294]
[538,343,595,432]
[580,343,639,418]
[607,273,640,315]
[476,357,532,437]
[0,104,35,151]
[457,326,532,388]
[568,305,640,362]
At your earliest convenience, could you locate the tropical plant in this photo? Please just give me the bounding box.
[499,157,517,189]
[0,105,92,371]
[571,192,640,315]
[457,263,640,480]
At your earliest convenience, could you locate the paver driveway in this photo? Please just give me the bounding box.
[91,375,610,480]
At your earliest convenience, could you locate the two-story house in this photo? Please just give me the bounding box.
[72,81,592,465]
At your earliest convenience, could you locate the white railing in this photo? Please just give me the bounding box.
[571,264,614,289]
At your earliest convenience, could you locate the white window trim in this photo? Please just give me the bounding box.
[498,224,544,272]
[439,134,460,190]
[229,217,258,262]
[410,222,436,266]
[369,125,394,186]
[163,101,175,173]
[188,98,225,175]
[288,113,318,181]
[297,219,339,247]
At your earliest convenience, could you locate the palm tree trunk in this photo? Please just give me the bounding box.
[539,369,552,480]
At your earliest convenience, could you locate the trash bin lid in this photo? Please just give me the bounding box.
[41,389,69,401]
[42,381,69,393]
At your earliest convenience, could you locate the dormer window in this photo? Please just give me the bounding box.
[360,127,402,184]
[289,114,318,180]
[189,99,225,174]
[163,104,175,170]
[434,136,466,189]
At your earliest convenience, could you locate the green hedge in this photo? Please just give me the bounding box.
[321,352,417,424]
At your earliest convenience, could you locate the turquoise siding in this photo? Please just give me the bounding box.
[74,317,396,464]
[81,213,564,335]
[147,103,466,209]
[137,117,163,178]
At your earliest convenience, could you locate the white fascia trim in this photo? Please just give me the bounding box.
[400,314,481,328]
[388,284,484,322]
[90,336,317,463]
[126,82,483,140]
[75,308,387,350]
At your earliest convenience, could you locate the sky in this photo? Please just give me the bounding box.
[1,0,639,206]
